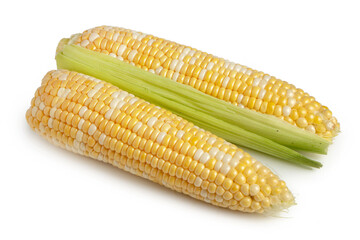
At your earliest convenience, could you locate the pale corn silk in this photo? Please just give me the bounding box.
[72,26,339,139]
[26,69,294,214]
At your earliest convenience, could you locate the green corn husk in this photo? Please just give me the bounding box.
[56,43,324,168]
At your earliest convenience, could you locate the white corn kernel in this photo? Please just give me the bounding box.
[252,77,261,86]
[200,152,210,164]
[222,154,232,163]
[207,137,216,145]
[283,106,291,117]
[326,121,335,130]
[99,133,106,145]
[128,50,138,61]
[112,32,119,41]
[194,177,203,187]
[288,98,296,108]
[245,69,252,75]
[58,73,69,81]
[200,190,208,198]
[50,107,57,118]
[170,59,179,71]
[105,108,114,119]
[215,151,225,161]
[78,119,85,130]
[109,98,121,109]
[176,130,185,139]
[87,89,98,98]
[215,195,223,203]
[214,161,223,171]
[234,64,242,72]
[237,94,244,104]
[286,89,295,98]
[178,53,187,61]
[79,106,88,117]
[220,164,231,175]
[155,66,163,75]
[89,33,100,42]
[175,61,184,73]
[194,149,204,161]
[39,102,45,111]
[306,125,316,133]
[229,158,239,167]
[47,118,53,128]
[156,132,166,144]
[128,97,139,105]
[133,122,143,132]
[189,57,197,65]
[118,91,128,100]
[258,89,267,99]
[172,72,179,81]
[117,45,127,56]
[206,62,215,70]
[147,39,155,46]
[234,151,244,160]
[116,101,126,109]
[263,75,271,81]
[209,147,219,157]
[147,117,158,127]
[57,88,65,98]
[229,62,236,70]
[259,80,268,88]
[222,77,230,88]
[182,47,191,55]
[198,69,207,80]
[80,40,89,47]
[188,50,196,56]
[88,124,97,135]
[250,184,260,196]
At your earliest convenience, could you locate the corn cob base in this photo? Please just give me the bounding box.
[26,69,294,213]
[68,25,339,139]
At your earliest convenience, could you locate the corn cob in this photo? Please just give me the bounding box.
[65,25,339,140]
[56,44,323,167]
[26,69,294,213]
[56,42,330,157]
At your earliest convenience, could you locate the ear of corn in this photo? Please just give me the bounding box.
[26,69,295,213]
[57,44,322,168]
[58,25,339,141]
[55,26,338,156]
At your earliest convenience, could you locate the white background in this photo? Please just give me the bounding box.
[1,0,359,239]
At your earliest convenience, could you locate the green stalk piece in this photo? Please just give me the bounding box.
[56,43,324,168]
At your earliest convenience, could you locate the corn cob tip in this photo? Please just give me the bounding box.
[56,38,69,56]
[26,69,295,214]
[56,34,81,56]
